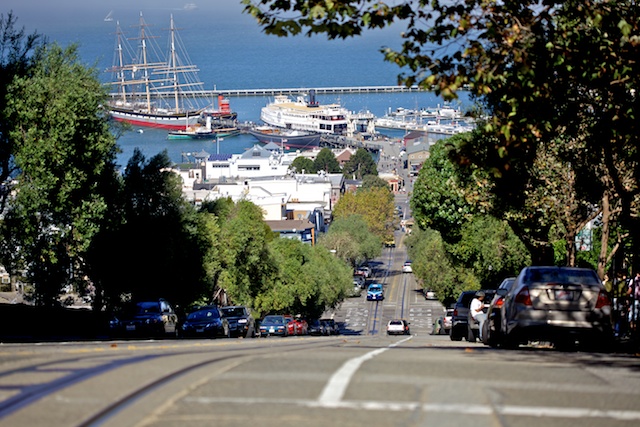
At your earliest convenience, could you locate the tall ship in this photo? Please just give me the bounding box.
[106,13,207,130]
[259,90,348,135]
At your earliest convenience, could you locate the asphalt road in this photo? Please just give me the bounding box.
[2,242,640,427]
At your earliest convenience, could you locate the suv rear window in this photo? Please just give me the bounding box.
[523,268,600,285]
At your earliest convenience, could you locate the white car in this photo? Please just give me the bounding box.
[425,290,436,300]
[402,261,412,273]
[387,319,410,335]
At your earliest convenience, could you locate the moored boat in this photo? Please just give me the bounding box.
[106,13,208,130]
[168,117,239,140]
[248,126,321,149]
[259,90,348,135]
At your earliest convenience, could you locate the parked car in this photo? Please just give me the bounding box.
[443,308,454,333]
[284,315,298,335]
[387,319,410,335]
[366,283,384,301]
[320,318,340,335]
[482,277,516,347]
[348,282,363,297]
[355,265,371,278]
[110,299,179,338]
[308,319,329,336]
[449,290,495,341]
[402,260,412,273]
[179,306,230,338]
[498,266,613,350]
[293,317,308,335]
[220,305,256,338]
[353,275,366,289]
[259,315,288,337]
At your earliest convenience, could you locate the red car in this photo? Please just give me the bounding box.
[293,317,308,335]
[284,315,297,336]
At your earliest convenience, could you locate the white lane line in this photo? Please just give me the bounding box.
[317,336,412,404]
[183,397,640,421]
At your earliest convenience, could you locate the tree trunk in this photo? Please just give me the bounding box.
[597,192,611,280]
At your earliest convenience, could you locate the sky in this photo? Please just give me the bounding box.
[1,1,259,39]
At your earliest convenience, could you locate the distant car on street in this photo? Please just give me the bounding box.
[259,315,288,337]
[366,283,384,301]
[110,299,178,338]
[387,319,410,335]
[179,306,230,339]
[220,305,256,338]
[402,260,412,273]
[320,318,340,335]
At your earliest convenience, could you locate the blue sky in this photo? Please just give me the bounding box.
[2,1,249,30]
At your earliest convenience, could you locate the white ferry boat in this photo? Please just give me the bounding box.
[259,90,349,135]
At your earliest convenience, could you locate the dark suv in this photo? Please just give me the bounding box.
[220,306,256,338]
[449,290,495,341]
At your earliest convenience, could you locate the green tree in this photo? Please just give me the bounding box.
[313,147,341,173]
[361,174,388,190]
[0,12,43,213]
[290,156,316,174]
[242,1,640,269]
[318,215,381,268]
[255,238,351,318]
[216,199,277,308]
[449,216,530,288]
[405,228,478,306]
[411,137,475,244]
[86,149,213,311]
[1,43,118,306]
[343,148,377,179]
[333,187,396,240]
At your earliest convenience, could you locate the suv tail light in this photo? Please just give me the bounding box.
[453,308,459,317]
[515,287,532,306]
[595,291,611,309]
[494,296,505,308]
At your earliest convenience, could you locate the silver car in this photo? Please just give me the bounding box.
[499,266,613,349]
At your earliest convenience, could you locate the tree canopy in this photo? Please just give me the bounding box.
[1,42,118,306]
[313,147,341,173]
[343,148,377,179]
[243,0,640,270]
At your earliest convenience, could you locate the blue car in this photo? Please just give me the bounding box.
[259,315,288,337]
[367,284,384,301]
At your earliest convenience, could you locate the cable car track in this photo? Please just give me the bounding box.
[0,338,344,425]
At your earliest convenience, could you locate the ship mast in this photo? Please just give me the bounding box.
[139,12,153,114]
[170,14,180,114]
[115,21,127,104]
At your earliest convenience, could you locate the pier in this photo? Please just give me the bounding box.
[108,85,427,99]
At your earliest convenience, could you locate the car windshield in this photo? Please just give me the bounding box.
[389,320,403,325]
[221,307,245,317]
[187,309,220,320]
[135,302,160,314]
[368,285,382,292]
[263,316,284,325]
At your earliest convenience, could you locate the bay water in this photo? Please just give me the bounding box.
[3,1,471,168]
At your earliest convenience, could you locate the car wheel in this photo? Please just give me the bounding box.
[450,327,463,341]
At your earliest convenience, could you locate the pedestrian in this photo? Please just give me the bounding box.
[470,291,487,340]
